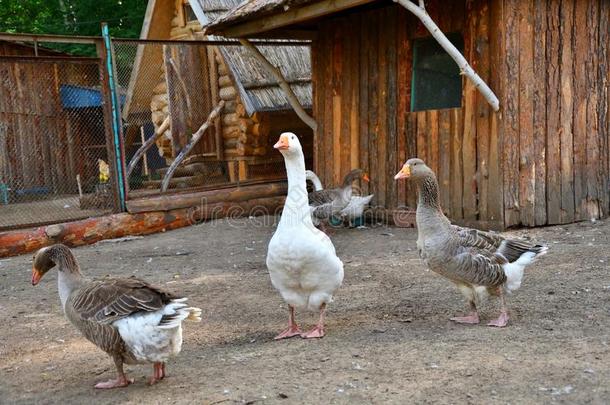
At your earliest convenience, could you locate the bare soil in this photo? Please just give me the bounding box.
[1,217,609,404]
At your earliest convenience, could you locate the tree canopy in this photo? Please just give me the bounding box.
[0,0,147,54]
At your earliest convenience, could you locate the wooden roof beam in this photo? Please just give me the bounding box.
[209,0,376,38]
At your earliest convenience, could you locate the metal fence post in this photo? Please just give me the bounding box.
[100,23,127,212]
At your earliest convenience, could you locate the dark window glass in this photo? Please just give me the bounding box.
[184,4,198,22]
[411,33,464,111]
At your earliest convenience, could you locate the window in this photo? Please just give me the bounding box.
[411,33,464,111]
[183,2,199,23]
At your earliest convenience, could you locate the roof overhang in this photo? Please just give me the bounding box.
[205,0,377,38]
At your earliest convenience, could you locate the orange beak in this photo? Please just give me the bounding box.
[31,267,43,286]
[274,135,290,150]
[394,164,411,180]
[362,173,370,182]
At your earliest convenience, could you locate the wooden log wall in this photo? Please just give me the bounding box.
[312,0,504,228]
[501,0,610,226]
[313,0,608,228]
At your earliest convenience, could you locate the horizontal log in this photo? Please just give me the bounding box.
[126,181,287,213]
[222,125,241,138]
[235,103,247,117]
[217,63,228,76]
[224,138,240,148]
[151,110,166,125]
[219,86,237,101]
[223,100,238,113]
[239,132,259,145]
[238,118,255,133]
[222,112,239,126]
[170,26,195,38]
[252,120,270,137]
[153,81,167,95]
[225,145,267,156]
[150,94,168,110]
[218,75,232,87]
[0,196,286,258]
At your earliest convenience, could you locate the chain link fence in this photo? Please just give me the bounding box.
[0,37,313,231]
[0,52,116,231]
[113,39,296,200]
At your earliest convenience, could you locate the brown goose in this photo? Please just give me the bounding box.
[308,169,370,225]
[31,244,201,388]
[394,158,547,327]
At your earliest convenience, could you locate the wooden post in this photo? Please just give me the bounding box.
[208,47,223,160]
[139,126,149,177]
[393,0,500,111]
[238,39,317,131]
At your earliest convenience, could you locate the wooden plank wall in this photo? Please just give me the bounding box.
[0,58,103,195]
[502,0,610,226]
[313,0,504,228]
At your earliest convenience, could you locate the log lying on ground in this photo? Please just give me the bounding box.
[0,196,286,258]
[127,181,287,213]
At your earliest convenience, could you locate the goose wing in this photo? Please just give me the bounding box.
[453,225,546,262]
[71,277,176,324]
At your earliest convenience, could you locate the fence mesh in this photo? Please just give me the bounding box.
[112,40,289,200]
[0,38,311,231]
[0,55,115,231]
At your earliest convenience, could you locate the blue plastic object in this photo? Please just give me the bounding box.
[0,183,8,205]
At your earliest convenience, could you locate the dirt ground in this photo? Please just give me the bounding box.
[1,216,609,404]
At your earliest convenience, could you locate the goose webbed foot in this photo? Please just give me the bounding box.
[301,303,326,339]
[487,288,510,327]
[274,325,302,340]
[95,376,134,389]
[487,311,509,327]
[148,362,166,385]
[300,324,325,339]
[274,305,302,340]
[450,312,480,324]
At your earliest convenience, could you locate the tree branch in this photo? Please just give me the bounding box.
[239,38,317,131]
[394,0,500,111]
[127,116,170,178]
[161,100,225,192]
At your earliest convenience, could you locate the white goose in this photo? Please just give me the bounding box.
[267,133,344,339]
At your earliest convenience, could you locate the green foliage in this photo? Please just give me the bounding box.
[0,0,147,55]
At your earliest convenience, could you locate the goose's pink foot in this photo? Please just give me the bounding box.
[275,306,301,340]
[274,325,302,340]
[301,325,324,339]
[450,312,480,324]
[149,362,165,385]
[301,303,327,338]
[95,376,134,389]
[487,311,509,327]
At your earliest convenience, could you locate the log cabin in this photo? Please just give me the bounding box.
[123,0,314,189]
[205,0,610,230]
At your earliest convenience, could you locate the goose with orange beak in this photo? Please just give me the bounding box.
[394,158,547,327]
[266,132,344,339]
[31,244,201,388]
